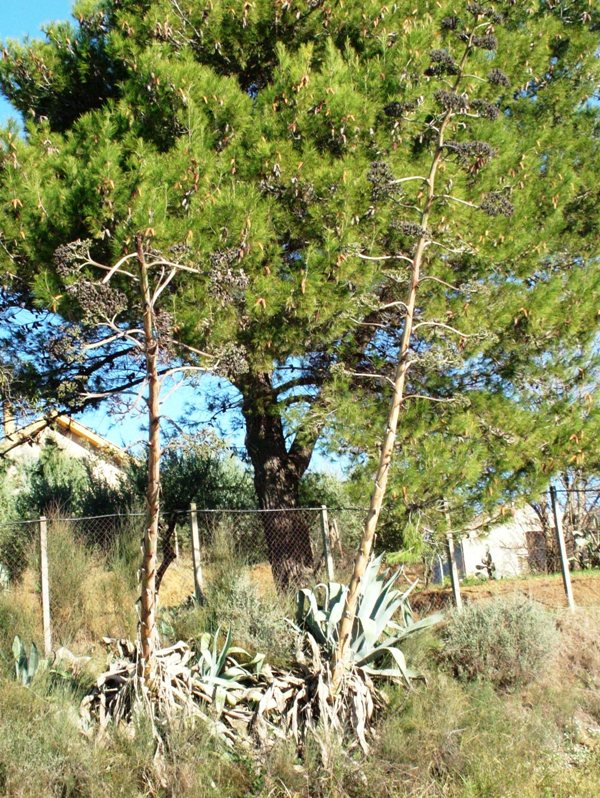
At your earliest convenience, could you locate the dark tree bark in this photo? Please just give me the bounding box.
[155,514,178,593]
[239,371,316,589]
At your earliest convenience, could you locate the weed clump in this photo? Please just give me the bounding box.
[207,571,291,657]
[442,597,557,689]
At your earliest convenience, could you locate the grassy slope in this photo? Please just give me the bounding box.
[0,602,599,798]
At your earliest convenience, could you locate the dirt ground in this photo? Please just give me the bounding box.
[160,557,600,618]
[411,570,600,616]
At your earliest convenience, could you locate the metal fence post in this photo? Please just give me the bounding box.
[189,503,204,602]
[445,532,463,610]
[549,486,575,611]
[320,505,335,582]
[39,516,52,655]
[444,501,463,610]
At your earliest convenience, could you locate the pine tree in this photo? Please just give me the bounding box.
[0,0,598,589]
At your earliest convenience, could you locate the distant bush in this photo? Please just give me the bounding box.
[131,439,256,514]
[442,597,557,689]
[207,570,291,659]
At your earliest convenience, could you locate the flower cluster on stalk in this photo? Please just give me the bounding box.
[368,161,402,202]
[480,192,514,217]
[445,140,496,172]
[208,249,250,306]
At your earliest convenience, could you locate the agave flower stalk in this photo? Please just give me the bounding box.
[332,36,475,690]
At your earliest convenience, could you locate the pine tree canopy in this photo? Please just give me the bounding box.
[0,0,598,525]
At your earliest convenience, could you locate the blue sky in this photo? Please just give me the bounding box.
[0,1,74,125]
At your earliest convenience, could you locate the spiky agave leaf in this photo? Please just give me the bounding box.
[296,554,442,682]
[296,581,346,650]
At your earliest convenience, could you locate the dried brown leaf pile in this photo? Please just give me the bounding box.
[80,635,388,759]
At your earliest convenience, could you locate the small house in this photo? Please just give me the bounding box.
[0,410,128,487]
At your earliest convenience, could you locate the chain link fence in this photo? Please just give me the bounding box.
[5,489,597,649]
[0,506,365,650]
[0,518,40,587]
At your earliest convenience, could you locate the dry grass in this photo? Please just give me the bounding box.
[2,536,600,798]
[159,555,196,607]
[158,556,277,606]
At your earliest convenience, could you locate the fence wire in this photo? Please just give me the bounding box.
[0,506,365,646]
[0,518,40,587]
[3,492,598,648]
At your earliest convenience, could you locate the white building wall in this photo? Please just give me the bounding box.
[460,506,538,578]
[5,428,125,487]
[432,505,543,583]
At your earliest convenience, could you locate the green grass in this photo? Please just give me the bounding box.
[0,592,599,797]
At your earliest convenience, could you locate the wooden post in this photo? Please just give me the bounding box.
[173,527,180,560]
[39,516,52,656]
[320,505,335,582]
[550,486,575,612]
[330,517,343,558]
[444,502,463,610]
[190,503,204,603]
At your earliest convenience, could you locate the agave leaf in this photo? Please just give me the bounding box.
[246,653,265,674]
[213,684,227,716]
[227,645,251,659]
[297,584,346,649]
[200,674,246,690]
[367,591,403,635]
[361,662,422,682]
[355,616,379,649]
[12,635,29,684]
[385,611,444,643]
[358,643,414,686]
[325,584,346,642]
[397,578,419,603]
[356,560,407,639]
[296,588,329,646]
[197,631,212,655]
[221,665,248,679]
[12,635,23,662]
[211,630,220,672]
[357,556,385,618]
[28,643,40,682]
[368,568,401,619]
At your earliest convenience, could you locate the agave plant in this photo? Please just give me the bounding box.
[296,554,442,685]
[80,561,441,759]
[12,635,42,686]
[193,628,265,715]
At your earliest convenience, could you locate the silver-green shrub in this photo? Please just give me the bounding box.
[442,597,557,689]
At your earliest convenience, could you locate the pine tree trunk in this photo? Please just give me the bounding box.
[240,372,314,589]
[138,240,161,678]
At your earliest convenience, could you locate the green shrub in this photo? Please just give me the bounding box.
[0,522,36,583]
[107,521,142,591]
[162,557,292,662]
[46,521,94,646]
[442,597,557,689]
[207,570,291,658]
[47,520,137,645]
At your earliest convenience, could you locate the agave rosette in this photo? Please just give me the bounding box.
[296,554,443,685]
